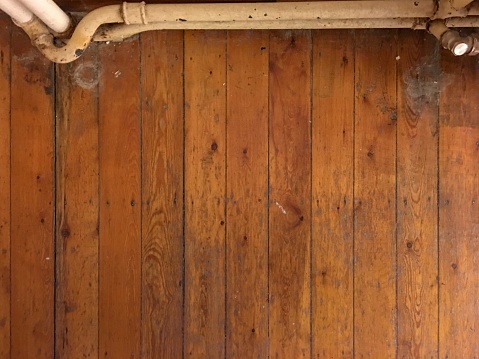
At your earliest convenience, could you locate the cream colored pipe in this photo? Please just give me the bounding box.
[17,0,71,33]
[96,19,429,43]
[13,1,479,63]
[0,0,33,24]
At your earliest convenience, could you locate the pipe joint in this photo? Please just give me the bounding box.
[121,2,148,25]
[441,29,473,55]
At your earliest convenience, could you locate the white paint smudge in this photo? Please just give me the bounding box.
[274,200,287,215]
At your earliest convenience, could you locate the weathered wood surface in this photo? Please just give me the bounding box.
[439,46,479,359]
[0,14,11,359]
[98,38,142,358]
[226,30,269,359]
[2,22,479,358]
[311,29,354,358]
[141,30,184,359]
[10,27,55,358]
[353,30,397,358]
[397,30,439,358]
[184,30,227,359]
[55,43,100,359]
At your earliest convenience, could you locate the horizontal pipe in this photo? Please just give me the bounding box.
[95,19,429,42]
[124,1,437,23]
[0,0,33,24]
[17,0,72,33]
[13,1,479,63]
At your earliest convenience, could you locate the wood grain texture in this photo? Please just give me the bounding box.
[397,30,439,359]
[226,30,269,359]
[10,29,55,358]
[184,30,227,359]
[98,39,141,359]
[0,13,11,359]
[55,44,99,359]
[140,30,184,359]
[269,30,311,358]
[439,51,479,358]
[354,30,397,358]
[311,30,354,358]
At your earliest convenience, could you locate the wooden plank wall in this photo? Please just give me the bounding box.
[1,16,479,358]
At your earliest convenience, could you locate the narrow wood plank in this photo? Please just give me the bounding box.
[184,30,227,359]
[226,30,269,359]
[311,30,354,358]
[439,51,479,358]
[397,30,439,358]
[354,29,397,357]
[98,39,141,359]
[269,30,311,358]
[10,29,55,358]
[55,44,99,359]
[0,14,11,359]
[140,30,184,359]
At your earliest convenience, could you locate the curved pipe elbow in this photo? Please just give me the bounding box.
[18,5,123,63]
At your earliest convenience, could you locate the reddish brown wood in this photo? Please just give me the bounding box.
[311,29,354,358]
[184,30,227,359]
[439,50,479,358]
[55,44,99,358]
[140,30,184,358]
[354,30,397,357]
[10,29,55,358]
[268,30,312,358]
[98,38,141,358]
[226,30,269,359]
[397,30,439,358]
[0,13,11,359]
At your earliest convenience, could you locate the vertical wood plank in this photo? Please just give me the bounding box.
[184,30,227,359]
[98,39,141,359]
[439,52,479,358]
[311,30,354,358]
[226,30,269,359]
[397,30,439,358]
[269,30,311,358]
[10,29,55,358]
[140,30,184,359]
[354,30,397,357]
[55,45,99,358]
[0,14,11,359]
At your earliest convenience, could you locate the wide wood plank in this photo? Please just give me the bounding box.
[439,51,479,358]
[397,30,439,358]
[354,29,397,357]
[0,14,11,359]
[269,30,311,358]
[311,29,354,358]
[140,30,184,359]
[10,29,55,358]
[98,39,141,359]
[55,44,99,359]
[184,30,227,359]
[226,30,269,359]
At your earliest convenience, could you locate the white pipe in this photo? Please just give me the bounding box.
[0,0,33,24]
[17,0,70,33]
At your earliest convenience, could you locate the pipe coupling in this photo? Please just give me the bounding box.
[441,30,479,55]
[121,2,148,25]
